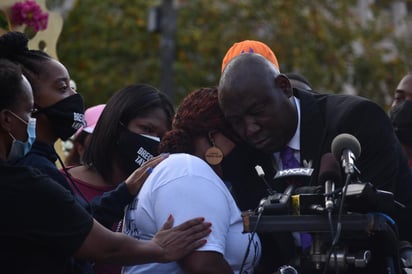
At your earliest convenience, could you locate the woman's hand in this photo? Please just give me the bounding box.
[124,153,169,195]
[152,215,212,262]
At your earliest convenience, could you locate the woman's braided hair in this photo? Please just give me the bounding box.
[159,86,240,154]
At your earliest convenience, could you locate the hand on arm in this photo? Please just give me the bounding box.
[152,214,212,262]
[73,215,211,265]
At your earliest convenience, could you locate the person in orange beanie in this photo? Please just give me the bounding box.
[221,40,279,72]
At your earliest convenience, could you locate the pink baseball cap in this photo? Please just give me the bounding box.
[76,104,105,136]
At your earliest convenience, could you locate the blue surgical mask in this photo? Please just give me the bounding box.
[7,112,36,162]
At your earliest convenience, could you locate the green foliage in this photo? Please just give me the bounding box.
[58,1,160,106]
[58,0,412,108]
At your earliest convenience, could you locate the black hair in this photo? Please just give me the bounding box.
[0,59,25,111]
[82,84,174,181]
[0,31,52,94]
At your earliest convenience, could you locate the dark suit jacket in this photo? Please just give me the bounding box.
[225,88,412,211]
[223,89,412,273]
[295,88,412,209]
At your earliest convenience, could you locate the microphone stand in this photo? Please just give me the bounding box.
[323,171,352,274]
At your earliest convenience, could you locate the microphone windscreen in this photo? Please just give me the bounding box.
[318,152,342,185]
[331,133,361,161]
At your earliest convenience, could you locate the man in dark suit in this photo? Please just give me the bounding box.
[218,53,412,273]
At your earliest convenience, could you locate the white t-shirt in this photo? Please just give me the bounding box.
[122,153,261,274]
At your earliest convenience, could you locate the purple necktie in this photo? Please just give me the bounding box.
[280,146,300,169]
[280,146,312,250]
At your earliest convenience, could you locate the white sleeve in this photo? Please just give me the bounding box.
[151,174,231,254]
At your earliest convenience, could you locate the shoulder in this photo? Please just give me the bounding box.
[16,149,59,174]
[156,153,214,175]
[62,165,105,186]
[0,163,72,199]
[297,88,374,107]
[0,163,43,180]
[312,92,379,111]
[301,91,386,120]
[145,153,222,191]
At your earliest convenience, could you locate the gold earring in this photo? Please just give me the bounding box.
[204,135,223,166]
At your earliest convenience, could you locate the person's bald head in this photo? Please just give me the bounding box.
[218,53,297,153]
[220,53,280,91]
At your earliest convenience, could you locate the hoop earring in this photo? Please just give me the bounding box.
[204,134,223,166]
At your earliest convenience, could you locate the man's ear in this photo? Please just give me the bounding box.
[274,74,293,98]
[0,109,12,132]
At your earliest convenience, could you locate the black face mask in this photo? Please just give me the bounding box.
[390,100,412,146]
[35,93,85,141]
[116,129,160,176]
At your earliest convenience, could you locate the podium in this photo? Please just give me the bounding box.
[242,212,402,273]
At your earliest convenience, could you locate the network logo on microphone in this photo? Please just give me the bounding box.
[274,168,314,179]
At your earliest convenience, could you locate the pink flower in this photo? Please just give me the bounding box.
[11,0,49,32]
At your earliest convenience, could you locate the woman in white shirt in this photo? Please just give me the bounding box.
[123,87,261,274]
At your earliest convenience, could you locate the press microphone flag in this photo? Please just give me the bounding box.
[331,133,361,175]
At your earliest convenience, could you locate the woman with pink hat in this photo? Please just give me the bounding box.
[64,104,106,166]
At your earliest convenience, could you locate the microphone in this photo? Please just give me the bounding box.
[319,153,342,211]
[255,165,274,195]
[254,165,296,214]
[331,133,361,175]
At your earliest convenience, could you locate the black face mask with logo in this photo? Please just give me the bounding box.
[35,93,85,141]
[116,128,160,176]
